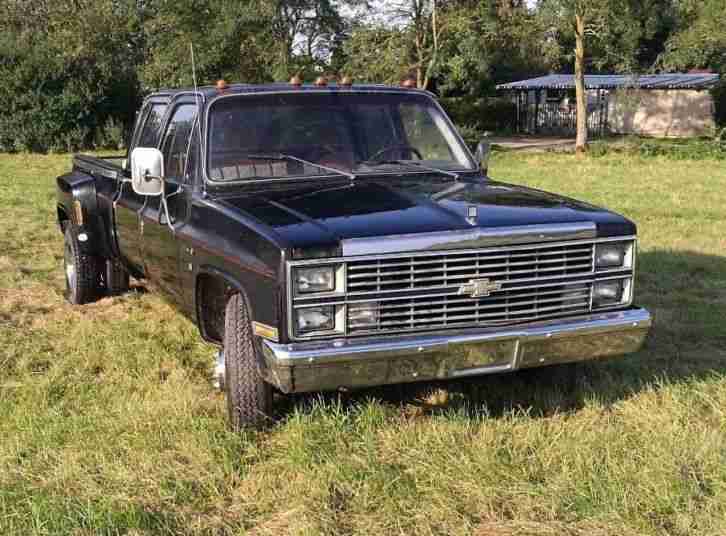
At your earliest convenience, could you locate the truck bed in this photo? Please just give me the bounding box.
[73,154,126,181]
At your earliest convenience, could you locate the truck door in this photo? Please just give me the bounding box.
[140,101,198,306]
[115,99,168,275]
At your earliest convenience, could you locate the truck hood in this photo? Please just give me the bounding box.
[217,176,635,254]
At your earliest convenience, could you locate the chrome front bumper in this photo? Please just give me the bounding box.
[261,308,651,393]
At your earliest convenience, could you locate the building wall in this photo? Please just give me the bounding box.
[608,89,715,137]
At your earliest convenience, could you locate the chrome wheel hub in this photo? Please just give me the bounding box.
[213,350,225,391]
[64,240,76,290]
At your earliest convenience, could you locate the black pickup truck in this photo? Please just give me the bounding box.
[56,80,651,429]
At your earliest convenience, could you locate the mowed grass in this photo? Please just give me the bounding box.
[1,150,726,536]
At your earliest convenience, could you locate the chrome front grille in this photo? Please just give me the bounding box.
[347,243,594,294]
[288,237,637,340]
[345,242,595,334]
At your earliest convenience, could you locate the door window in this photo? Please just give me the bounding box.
[160,104,198,182]
[137,103,168,148]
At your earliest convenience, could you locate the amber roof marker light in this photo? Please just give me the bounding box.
[400,77,416,88]
[290,74,302,87]
[314,76,328,87]
[339,75,353,87]
[216,79,229,93]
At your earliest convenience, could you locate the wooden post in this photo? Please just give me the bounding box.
[574,12,588,152]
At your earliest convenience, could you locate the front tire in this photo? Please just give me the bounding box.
[63,224,102,305]
[224,293,273,430]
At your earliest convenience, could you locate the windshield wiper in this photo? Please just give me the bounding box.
[360,159,460,181]
[247,152,355,180]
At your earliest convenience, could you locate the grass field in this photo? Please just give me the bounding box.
[2,150,726,535]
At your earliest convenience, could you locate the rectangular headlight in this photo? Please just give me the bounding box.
[595,241,633,270]
[592,278,631,308]
[294,265,336,294]
[295,305,335,334]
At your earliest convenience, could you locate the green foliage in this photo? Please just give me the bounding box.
[436,1,546,96]
[588,136,726,160]
[661,0,726,73]
[0,0,723,153]
[340,25,410,85]
[440,98,518,138]
[537,0,643,73]
[0,0,349,152]
[0,0,142,152]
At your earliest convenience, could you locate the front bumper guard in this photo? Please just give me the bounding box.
[261,308,652,393]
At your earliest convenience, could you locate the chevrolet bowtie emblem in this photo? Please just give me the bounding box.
[457,278,502,298]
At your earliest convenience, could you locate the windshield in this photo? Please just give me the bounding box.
[207,92,474,181]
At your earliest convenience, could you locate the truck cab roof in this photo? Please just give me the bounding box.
[147,82,432,102]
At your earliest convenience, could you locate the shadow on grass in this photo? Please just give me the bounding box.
[276,249,726,421]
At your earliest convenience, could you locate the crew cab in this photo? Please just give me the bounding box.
[56,80,651,429]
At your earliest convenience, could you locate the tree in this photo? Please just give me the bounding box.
[266,0,348,79]
[661,0,726,130]
[340,0,444,89]
[661,0,726,73]
[435,0,545,97]
[139,0,269,88]
[537,0,640,153]
[0,0,143,151]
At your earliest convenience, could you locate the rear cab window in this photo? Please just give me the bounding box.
[160,104,199,183]
[135,101,169,149]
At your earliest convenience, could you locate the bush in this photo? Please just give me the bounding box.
[0,3,141,153]
[440,97,517,134]
[94,118,127,151]
[589,136,726,160]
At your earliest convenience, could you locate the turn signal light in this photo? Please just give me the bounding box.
[216,79,229,93]
[314,76,327,87]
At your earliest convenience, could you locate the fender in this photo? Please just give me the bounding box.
[56,171,111,258]
[195,266,254,344]
[195,264,282,342]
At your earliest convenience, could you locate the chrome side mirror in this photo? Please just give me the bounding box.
[130,147,164,196]
[474,139,491,176]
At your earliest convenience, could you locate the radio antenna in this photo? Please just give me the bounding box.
[190,43,199,95]
[189,43,205,192]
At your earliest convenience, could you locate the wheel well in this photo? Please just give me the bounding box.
[196,273,238,344]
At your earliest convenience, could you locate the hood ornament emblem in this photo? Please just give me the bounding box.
[466,205,477,225]
[458,278,502,298]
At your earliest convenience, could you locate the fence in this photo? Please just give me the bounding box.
[516,101,608,137]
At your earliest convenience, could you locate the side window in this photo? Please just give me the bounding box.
[137,103,168,148]
[160,104,198,182]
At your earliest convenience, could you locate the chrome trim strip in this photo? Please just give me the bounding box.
[290,235,635,267]
[265,308,651,367]
[341,223,597,257]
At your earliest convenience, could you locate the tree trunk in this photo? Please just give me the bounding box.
[574,12,587,154]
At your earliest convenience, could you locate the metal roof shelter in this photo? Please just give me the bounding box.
[496,73,720,91]
[496,73,720,137]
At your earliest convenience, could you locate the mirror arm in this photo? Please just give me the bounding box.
[158,184,183,231]
[112,178,131,207]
